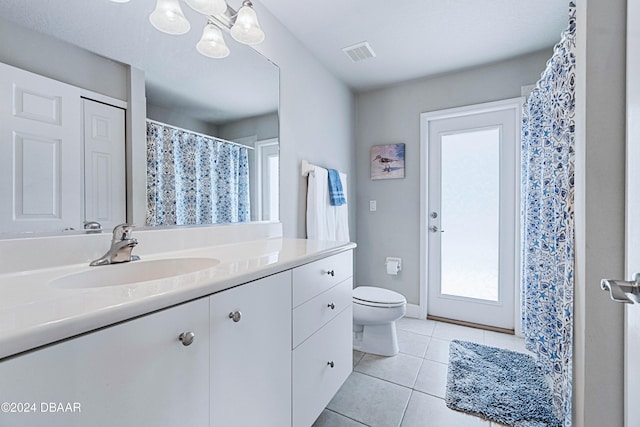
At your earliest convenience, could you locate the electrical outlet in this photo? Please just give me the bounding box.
[369,200,377,211]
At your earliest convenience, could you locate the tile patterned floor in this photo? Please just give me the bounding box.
[312,317,532,427]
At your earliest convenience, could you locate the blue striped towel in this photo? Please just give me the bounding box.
[328,169,346,206]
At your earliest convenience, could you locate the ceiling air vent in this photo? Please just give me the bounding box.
[342,41,376,63]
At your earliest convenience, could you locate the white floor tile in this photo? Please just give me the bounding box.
[400,391,490,427]
[327,371,412,427]
[483,331,532,355]
[424,337,451,364]
[396,317,437,336]
[324,319,535,427]
[354,352,423,388]
[397,329,430,357]
[353,349,366,368]
[312,409,368,427]
[413,359,449,398]
[432,321,485,343]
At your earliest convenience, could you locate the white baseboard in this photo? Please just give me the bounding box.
[404,303,422,319]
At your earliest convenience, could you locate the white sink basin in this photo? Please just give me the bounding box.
[50,258,220,289]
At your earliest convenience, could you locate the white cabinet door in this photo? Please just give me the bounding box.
[210,271,292,427]
[83,98,126,230]
[0,62,82,233]
[293,307,352,427]
[0,298,210,427]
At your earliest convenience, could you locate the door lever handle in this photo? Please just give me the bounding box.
[600,273,640,304]
[429,226,445,233]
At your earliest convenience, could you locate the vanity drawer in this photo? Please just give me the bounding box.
[292,278,352,348]
[293,250,353,308]
[292,307,352,427]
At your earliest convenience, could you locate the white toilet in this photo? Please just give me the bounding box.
[352,286,407,356]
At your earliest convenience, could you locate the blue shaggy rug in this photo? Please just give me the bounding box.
[445,340,561,427]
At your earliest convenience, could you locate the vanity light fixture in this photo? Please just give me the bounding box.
[145,0,266,58]
[197,22,231,58]
[229,0,265,45]
[149,0,191,35]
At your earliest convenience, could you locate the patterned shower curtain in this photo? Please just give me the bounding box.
[146,121,250,226]
[521,3,575,426]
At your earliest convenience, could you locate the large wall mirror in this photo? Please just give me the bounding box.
[0,0,279,236]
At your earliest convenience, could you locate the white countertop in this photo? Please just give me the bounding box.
[0,238,356,360]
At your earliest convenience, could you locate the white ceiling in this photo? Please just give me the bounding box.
[258,0,569,91]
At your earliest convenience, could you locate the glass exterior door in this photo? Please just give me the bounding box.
[426,105,518,330]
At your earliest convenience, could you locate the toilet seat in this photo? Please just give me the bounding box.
[353,286,406,308]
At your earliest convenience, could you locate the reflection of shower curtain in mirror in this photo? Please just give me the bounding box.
[146,121,250,225]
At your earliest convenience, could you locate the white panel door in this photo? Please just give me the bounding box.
[422,99,521,330]
[0,62,82,233]
[625,1,640,425]
[83,98,126,230]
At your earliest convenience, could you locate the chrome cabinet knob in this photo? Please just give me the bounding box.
[327,361,335,368]
[327,302,336,310]
[326,270,335,277]
[179,331,195,346]
[229,311,242,322]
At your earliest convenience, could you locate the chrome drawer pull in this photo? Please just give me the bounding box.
[327,361,335,368]
[228,311,242,322]
[179,331,195,346]
[327,302,336,310]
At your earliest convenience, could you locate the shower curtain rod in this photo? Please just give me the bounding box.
[146,118,255,150]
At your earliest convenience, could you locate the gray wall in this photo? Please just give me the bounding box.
[218,112,279,143]
[253,3,356,239]
[0,18,127,101]
[354,49,551,304]
[146,103,219,137]
[574,0,626,425]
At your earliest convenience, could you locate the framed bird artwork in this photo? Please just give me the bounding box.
[370,143,405,180]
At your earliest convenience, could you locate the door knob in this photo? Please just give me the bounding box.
[601,273,640,304]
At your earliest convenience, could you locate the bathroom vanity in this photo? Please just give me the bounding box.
[0,227,354,427]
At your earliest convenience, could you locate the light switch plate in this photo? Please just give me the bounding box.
[369,200,376,211]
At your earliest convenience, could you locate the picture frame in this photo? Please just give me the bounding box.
[370,143,405,180]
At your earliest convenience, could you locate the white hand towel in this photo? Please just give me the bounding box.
[306,166,350,241]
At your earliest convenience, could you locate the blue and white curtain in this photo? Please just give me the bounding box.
[146,121,250,226]
[521,3,575,426]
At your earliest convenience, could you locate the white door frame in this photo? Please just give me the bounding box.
[255,138,279,221]
[419,97,524,335]
[625,0,640,424]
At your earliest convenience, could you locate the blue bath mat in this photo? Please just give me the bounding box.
[445,340,561,427]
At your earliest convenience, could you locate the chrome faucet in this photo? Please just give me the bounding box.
[90,223,140,266]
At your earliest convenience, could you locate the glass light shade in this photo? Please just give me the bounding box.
[196,24,230,58]
[185,0,227,16]
[149,0,191,35]
[230,2,265,45]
